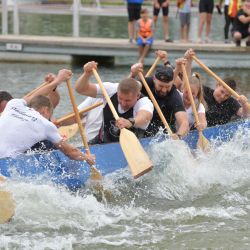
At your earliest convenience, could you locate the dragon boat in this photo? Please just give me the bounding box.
[0,119,249,191]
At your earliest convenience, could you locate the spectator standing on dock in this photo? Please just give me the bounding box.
[218,0,242,43]
[197,0,214,43]
[127,0,144,43]
[136,8,154,64]
[232,0,250,46]
[153,0,172,42]
[177,0,192,42]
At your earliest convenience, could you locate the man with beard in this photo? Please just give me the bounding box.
[130,63,189,138]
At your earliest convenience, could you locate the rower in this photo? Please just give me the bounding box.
[75,61,154,144]
[0,69,95,165]
[184,49,250,127]
[130,62,189,139]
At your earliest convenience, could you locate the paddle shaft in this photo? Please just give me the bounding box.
[24,81,47,98]
[92,69,120,120]
[181,65,200,124]
[92,69,153,179]
[138,72,173,135]
[145,57,161,77]
[55,101,103,125]
[66,80,90,152]
[192,56,241,99]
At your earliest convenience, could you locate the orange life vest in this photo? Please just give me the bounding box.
[138,19,153,38]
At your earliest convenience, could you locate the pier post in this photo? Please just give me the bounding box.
[13,0,19,35]
[73,0,80,37]
[2,0,8,35]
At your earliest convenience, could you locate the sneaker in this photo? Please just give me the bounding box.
[197,38,203,43]
[205,37,212,43]
[165,38,173,43]
[224,39,230,44]
[129,38,133,43]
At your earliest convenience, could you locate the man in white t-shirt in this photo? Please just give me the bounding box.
[75,61,154,143]
[0,69,95,165]
[77,97,104,142]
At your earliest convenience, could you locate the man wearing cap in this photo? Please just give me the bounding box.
[75,61,154,143]
[130,63,189,138]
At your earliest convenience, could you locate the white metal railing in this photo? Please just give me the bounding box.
[1,0,84,36]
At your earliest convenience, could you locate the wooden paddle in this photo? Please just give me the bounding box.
[138,72,173,136]
[145,56,161,77]
[58,123,79,140]
[0,176,15,224]
[55,102,103,125]
[192,56,250,110]
[56,102,103,140]
[181,64,210,152]
[24,81,47,98]
[92,69,153,178]
[65,80,102,181]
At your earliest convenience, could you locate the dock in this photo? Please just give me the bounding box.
[0,35,249,68]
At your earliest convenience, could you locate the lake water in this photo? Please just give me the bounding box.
[1,11,227,41]
[0,63,250,249]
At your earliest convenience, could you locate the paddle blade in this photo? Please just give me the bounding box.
[119,129,153,178]
[197,132,210,153]
[0,190,15,224]
[90,166,103,181]
[58,123,79,140]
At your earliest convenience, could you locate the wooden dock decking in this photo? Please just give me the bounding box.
[0,35,249,68]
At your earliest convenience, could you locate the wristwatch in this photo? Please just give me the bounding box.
[128,118,135,128]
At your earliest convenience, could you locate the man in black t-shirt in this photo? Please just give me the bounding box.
[203,78,250,127]
[232,0,250,47]
[130,63,189,138]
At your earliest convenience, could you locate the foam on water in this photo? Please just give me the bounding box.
[1,127,250,249]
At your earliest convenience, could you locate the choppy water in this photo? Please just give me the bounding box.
[0,63,250,249]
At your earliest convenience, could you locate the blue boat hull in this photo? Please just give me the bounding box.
[0,119,249,190]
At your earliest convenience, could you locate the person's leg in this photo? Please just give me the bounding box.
[133,3,142,39]
[186,12,191,41]
[205,0,214,42]
[162,6,171,41]
[153,4,160,27]
[127,3,134,42]
[179,13,185,41]
[139,44,151,64]
[233,31,242,46]
[137,37,144,61]
[205,13,213,42]
[246,36,250,46]
[224,5,230,41]
[198,12,206,42]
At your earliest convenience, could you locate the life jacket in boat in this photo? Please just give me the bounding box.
[228,0,241,18]
[99,93,145,143]
[138,19,153,38]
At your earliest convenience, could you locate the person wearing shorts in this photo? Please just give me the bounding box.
[178,0,192,42]
[153,0,172,42]
[127,0,144,43]
[197,0,214,43]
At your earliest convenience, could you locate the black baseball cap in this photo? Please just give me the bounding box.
[154,66,174,83]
